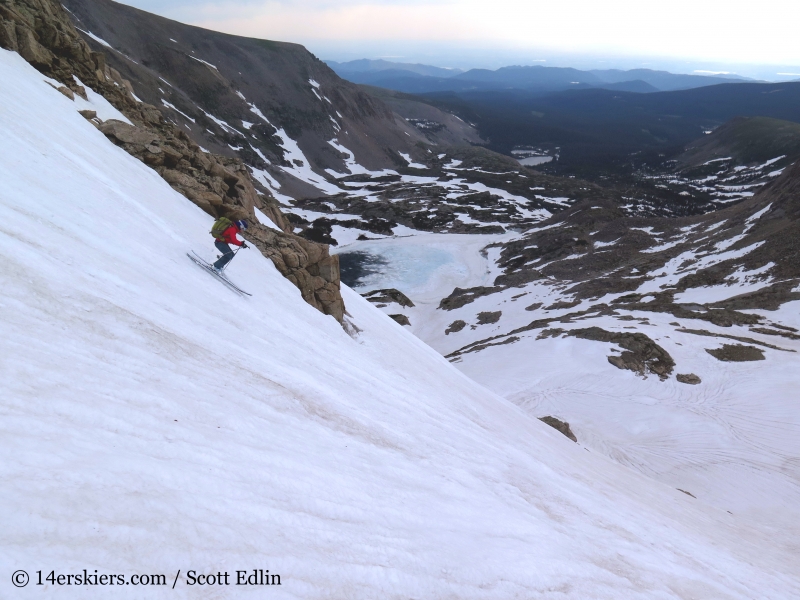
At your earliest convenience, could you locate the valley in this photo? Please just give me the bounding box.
[336,177,800,531]
[1,0,799,597]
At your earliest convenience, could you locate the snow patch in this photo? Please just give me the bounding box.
[161,99,195,123]
[326,139,397,179]
[71,76,132,124]
[399,152,427,169]
[189,56,218,70]
[248,103,271,125]
[76,28,112,49]
[200,109,243,136]
[273,129,342,195]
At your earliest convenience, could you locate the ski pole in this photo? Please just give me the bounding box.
[220,247,241,273]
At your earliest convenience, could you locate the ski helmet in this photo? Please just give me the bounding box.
[236,219,248,230]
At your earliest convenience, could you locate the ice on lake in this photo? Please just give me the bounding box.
[338,243,461,293]
[518,156,553,166]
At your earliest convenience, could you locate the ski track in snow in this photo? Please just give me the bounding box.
[2,49,800,598]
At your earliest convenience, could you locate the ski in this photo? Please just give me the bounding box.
[187,252,252,296]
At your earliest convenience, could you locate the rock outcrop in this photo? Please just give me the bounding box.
[0,0,344,322]
[361,288,415,308]
[705,344,765,362]
[567,327,675,380]
[389,314,411,326]
[477,311,502,325]
[538,416,578,443]
[248,224,343,319]
[445,320,466,335]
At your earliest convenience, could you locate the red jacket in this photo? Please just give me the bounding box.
[220,224,243,246]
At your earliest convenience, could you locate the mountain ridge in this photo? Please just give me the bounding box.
[677,115,800,168]
[326,58,463,77]
[61,0,433,197]
[327,60,757,95]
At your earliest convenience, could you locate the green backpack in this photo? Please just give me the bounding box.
[210,217,233,240]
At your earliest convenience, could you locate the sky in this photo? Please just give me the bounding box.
[118,0,800,79]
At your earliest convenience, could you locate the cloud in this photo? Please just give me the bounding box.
[119,0,800,64]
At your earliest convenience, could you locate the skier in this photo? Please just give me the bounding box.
[210,217,249,272]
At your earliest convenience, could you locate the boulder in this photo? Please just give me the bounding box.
[389,314,411,326]
[361,288,414,308]
[160,146,183,167]
[15,25,52,67]
[160,169,204,191]
[439,286,503,311]
[0,19,18,51]
[477,311,501,325]
[445,320,466,335]
[538,416,578,443]
[100,120,158,147]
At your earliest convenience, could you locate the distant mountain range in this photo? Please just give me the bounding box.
[325,59,463,79]
[402,80,800,175]
[327,60,759,95]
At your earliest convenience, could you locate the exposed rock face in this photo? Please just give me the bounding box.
[538,416,578,443]
[60,0,430,182]
[248,224,343,320]
[0,0,345,322]
[676,373,702,385]
[0,0,119,92]
[98,119,266,220]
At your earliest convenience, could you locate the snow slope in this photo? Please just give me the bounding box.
[1,49,799,598]
[345,228,800,535]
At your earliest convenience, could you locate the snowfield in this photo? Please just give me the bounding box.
[344,222,800,537]
[2,48,800,599]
